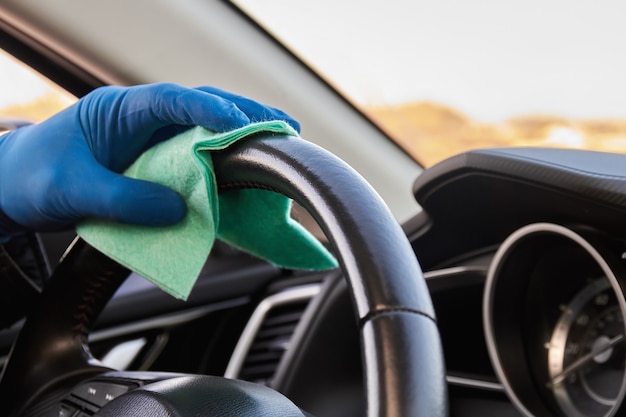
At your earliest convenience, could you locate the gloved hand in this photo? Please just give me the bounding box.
[0,83,300,240]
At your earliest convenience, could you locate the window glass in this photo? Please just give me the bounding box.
[0,48,76,128]
[232,1,626,167]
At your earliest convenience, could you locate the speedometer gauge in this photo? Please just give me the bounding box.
[548,279,625,416]
[484,223,626,417]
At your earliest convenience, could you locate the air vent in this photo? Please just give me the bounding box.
[225,284,321,385]
[239,302,308,384]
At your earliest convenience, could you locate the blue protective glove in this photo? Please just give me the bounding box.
[0,83,300,240]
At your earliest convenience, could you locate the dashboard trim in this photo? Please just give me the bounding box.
[423,266,488,280]
[446,375,504,392]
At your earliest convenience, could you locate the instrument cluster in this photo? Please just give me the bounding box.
[484,223,626,417]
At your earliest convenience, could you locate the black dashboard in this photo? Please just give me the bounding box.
[407,147,626,416]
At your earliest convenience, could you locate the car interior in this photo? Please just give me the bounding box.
[0,1,626,416]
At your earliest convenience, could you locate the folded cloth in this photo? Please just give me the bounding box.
[77,121,337,300]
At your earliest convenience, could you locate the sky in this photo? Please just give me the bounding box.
[234,0,626,123]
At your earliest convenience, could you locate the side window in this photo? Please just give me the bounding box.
[0,49,79,266]
[0,48,76,128]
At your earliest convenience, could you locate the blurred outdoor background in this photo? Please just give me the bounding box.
[367,102,626,167]
[0,49,75,126]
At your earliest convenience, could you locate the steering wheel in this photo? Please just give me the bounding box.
[0,134,448,417]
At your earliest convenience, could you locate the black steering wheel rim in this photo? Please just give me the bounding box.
[0,134,448,417]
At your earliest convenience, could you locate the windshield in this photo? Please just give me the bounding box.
[231,0,626,167]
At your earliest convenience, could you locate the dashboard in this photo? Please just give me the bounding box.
[407,147,626,417]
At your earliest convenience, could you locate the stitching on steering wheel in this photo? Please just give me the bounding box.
[218,181,281,194]
[71,271,117,342]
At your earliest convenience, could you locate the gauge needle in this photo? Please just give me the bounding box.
[548,334,625,387]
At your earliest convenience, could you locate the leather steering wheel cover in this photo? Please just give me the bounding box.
[213,135,448,417]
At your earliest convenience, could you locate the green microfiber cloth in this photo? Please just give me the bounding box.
[77,120,337,300]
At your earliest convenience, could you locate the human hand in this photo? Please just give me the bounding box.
[0,83,300,239]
